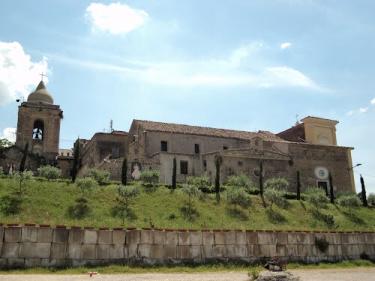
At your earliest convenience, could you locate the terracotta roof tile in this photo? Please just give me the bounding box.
[134,120,286,142]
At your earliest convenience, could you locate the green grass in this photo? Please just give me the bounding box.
[0,260,373,274]
[0,177,374,231]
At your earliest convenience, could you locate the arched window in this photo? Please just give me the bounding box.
[32,120,44,140]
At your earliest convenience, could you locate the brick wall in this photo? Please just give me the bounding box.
[0,225,374,268]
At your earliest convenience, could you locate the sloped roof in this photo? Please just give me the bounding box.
[133,119,286,142]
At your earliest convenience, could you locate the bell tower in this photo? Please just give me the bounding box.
[15,80,63,163]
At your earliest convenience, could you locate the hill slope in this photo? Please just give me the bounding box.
[0,178,374,231]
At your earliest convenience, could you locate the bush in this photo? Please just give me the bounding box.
[181,183,201,220]
[304,187,329,209]
[226,187,252,209]
[187,176,212,193]
[0,194,22,215]
[140,170,159,190]
[87,168,110,185]
[264,188,288,209]
[315,237,329,253]
[337,193,362,208]
[37,165,61,181]
[75,177,97,195]
[225,174,255,193]
[68,197,90,219]
[368,193,375,206]
[264,177,289,191]
[311,209,335,227]
[114,185,140,223]
[0,167,4,177]
[13,170,33,195]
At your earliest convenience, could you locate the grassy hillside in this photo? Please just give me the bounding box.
[0,177,374,231]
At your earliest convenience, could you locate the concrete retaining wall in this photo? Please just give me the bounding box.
[0,225,374,268]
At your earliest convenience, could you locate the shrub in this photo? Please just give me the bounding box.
[87,168,110,185]
[68,197,90,219]
[304,187,329,209]
[368,193,375,206]
[226,187,252,209]
[181,183,201,220]
[140,170,159,186]
[114,185,140,223]
[187,176,212,193]
[0,194,22,215]
[75,177,97,195]
[13,170,33,195]
[337,193,362,208]
[311,209,335,227]
[315,237,329,253]
[0,167,4,177]
[264,177,289,191]
[37,165,61,181]
[264,188,288,209]
[225,174,255,192]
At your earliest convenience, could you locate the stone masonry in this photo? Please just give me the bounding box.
[0,224,374,268]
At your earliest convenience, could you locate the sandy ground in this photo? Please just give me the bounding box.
[0,268,374,281]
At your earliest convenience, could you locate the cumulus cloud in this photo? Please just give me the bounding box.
[49,43,324,90]
[371,98,375,105]
[359,107,368,113]
[346,110,354,116]
[0,41,48,106]
[280,42,292,49]
[0,127,16,143]
[86,2,149,35]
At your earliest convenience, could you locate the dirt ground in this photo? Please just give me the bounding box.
[0,268,374,281]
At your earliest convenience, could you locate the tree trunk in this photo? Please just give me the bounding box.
[215,155,222,203]
[71,139,80,183]
[19,142,29,172]
[121,158,128,185]
[360,174,368,207]
[172,157,177,189]
[296,170,301,200]
[329,172,335,204]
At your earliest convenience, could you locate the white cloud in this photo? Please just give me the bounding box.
[0,127,16,143]
[86,2,149,35]
[0,41,48,106]
[49,43,324,90]
[346,110,354,116]
[371,98,375,105]
[359,107,368,113]
[280,42,292,49]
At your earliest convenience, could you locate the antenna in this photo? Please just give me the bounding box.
[295,114,300,125]
[110,119,114,132]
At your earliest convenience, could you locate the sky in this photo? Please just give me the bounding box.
[0,0,374,192]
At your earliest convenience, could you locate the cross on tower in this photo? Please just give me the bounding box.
[40,72,48,81]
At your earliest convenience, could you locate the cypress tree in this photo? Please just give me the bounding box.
[259,160,266,207]
[329,172,335,204]
[121,157,128,185]
[360,174,368,207]
[214,155,222,202]
[296,170,301,200]
[71,139,80,183]
[172,157,177,189]
[19,142,29,172]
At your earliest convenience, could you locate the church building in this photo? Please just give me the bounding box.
[0,81,356,194]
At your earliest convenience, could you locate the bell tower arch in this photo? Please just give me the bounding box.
[15,80,63,163]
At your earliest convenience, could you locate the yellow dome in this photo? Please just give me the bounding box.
[27,81,54,104]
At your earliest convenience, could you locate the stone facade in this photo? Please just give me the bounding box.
[0,225,373,268]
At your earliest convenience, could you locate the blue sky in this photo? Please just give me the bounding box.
[0,0,374,192]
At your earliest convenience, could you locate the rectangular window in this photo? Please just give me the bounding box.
[203,160,207,171]
[161,141,168,152]
[180,160,188,175]
[223,145,228,150]
[194,144,200,154]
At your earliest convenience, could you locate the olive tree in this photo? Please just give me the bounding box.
[37,165,61,181]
